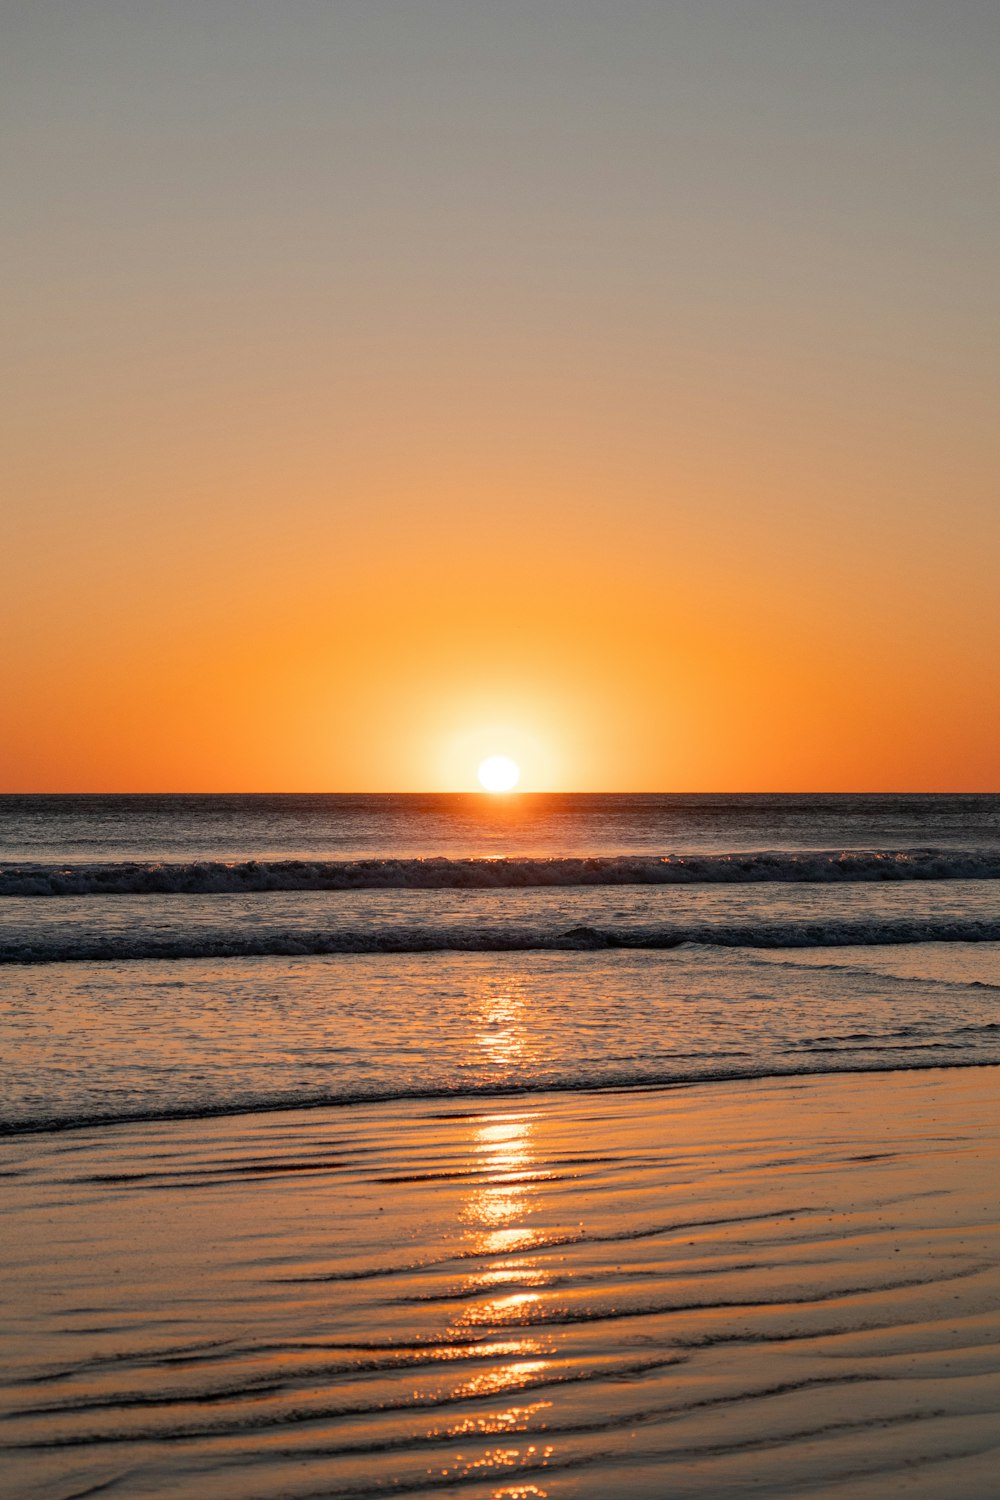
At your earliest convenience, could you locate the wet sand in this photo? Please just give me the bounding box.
[2,1067,1000,1498]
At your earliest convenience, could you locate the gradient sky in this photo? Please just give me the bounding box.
[4,1,998,790]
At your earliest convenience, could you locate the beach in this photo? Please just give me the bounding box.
[8,0,1000,1488]
[4,1066,1000,1498]
[4,792,1000,1496]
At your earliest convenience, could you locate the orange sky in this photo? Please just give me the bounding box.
[4,2,998,791]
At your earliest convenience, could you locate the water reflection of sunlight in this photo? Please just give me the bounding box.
[475,1225,545,1255]
[460,1292,545,1329]
[464,1264,550,1292]
[462,1115,537,1232]
[462,978,544,1241]
[439,978,558,1490]
[455,1364,550,1400]
[458,1106,547,1326]
[473,979,536,1089]
[477,1119,533,1172]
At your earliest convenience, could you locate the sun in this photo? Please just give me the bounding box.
[478,755,521,793]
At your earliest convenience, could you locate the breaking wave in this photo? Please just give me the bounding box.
[4,847,1000,897]
[6,917,1000,964]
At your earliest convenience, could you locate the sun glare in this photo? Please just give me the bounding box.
[478,755,521,793]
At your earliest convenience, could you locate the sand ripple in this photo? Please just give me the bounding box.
[2,1070,1000,1498]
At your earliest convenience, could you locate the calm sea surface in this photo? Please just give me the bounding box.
[2,793,999,1133]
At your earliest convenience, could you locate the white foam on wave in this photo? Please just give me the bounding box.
[5,916,1000,964]
[3,847,1000,896]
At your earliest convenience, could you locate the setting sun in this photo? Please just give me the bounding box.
[477,755,520,793]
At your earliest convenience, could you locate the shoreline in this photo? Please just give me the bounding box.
[3,1054,998,1140]
[4,1066,1000,1497]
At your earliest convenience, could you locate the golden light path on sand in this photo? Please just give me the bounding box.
[3,1067,1000,1498]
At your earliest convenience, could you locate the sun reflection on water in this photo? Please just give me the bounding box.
[457,1106,547,1323]
[454,1363,550,1399]
[436,978,561,1489]
[463,1263,550,1292]
[460,980,545,1246]
[472,979,538,1089]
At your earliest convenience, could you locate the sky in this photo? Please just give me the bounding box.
[3,0,998,791]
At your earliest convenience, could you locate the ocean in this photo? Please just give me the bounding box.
[5,793,1000,1499]
[3,792,999,1134]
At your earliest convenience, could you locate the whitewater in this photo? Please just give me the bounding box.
[7,845,1000,897]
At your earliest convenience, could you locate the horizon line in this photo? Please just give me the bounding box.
[3,789,998,798]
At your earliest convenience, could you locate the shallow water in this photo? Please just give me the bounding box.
[4,945,1000,1134]
[3,1070,1000,1499]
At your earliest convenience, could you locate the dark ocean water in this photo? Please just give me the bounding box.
[1,793,998,1131]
